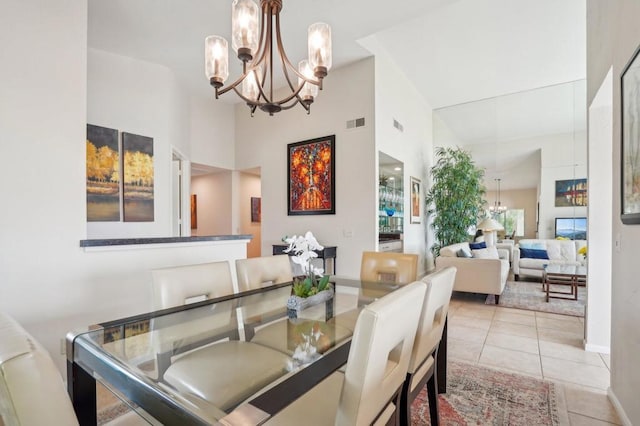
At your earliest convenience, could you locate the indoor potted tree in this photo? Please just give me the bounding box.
[426,147,486,256]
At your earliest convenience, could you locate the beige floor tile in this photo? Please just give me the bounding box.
[452,305,496,320]
[449,315,492,331]
[447,338,483,363]
[496,306,536,316]
[539,341,605,367]
[537,317,585,334]
[490,320,538,339]
[536,311,582,322]
[538,327,584,346]
[485,331,539,354]
[541,357,610,390]
[548,379,609,395]
[478,345,542,377]
[448,324,488,343]
[600,354,611,370]
[493,311,537,327]
[567,413,619,425]
[564,385,621,425]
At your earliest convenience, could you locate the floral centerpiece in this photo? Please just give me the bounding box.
[283,231,333,316]
[283,231,331,297]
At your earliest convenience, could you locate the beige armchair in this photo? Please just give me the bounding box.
[435,242,508,303]
[265,281,427,425]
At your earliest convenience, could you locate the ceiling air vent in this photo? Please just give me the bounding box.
[346,117,366,129]
[393,119,404,132]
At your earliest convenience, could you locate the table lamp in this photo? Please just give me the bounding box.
[477,217,504,247]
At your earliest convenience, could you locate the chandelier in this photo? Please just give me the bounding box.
[205,0,332,116]
[489,178,507,214]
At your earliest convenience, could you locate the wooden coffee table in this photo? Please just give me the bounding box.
[542,264,587,302]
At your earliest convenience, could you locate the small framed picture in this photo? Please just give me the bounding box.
[410,176,421,224]
[251,197,261,222]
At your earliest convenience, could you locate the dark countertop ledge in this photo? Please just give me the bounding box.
[80,235,253,248]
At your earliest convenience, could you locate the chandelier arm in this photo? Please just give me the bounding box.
[274,13,322,87]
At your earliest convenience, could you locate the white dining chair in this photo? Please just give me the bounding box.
[150,261,290,411]
[235,255,294,293]
[400,266,457,426]
[265,280,427,425]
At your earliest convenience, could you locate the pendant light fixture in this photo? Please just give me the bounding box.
[489,178,507,214]
[205,0,332,116]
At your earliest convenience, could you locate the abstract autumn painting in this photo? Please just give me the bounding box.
[288,135,335,215]
[86,124,120,222]
[122,132,154,222]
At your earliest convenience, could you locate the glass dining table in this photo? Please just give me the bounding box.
[66,277,448,425]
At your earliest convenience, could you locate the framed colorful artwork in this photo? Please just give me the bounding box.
[122,132,154,222]
[251,197,261,222]
[621,44,640,224]
[554,178,587,207]
[86,124,120,222]
[191,194,197,229]
[287,135,335,215]
[410,176,421,224]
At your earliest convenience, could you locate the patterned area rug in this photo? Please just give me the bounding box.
[485,280,585,317]
[411,361,566,425]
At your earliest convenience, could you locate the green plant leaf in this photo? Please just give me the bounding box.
[317,275,330,291]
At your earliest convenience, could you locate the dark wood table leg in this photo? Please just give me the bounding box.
[67,360,97,425]
[437,316,447,394]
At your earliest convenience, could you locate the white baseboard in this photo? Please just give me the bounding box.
[608,387,633,426]
[585,343,610,354]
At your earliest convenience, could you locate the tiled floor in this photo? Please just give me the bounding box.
[447,291,621,425]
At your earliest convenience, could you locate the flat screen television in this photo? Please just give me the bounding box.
[554,217,587,240]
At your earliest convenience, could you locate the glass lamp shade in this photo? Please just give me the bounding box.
[231,0,259,60]
[242,66,263,102]
[298,60,318,101]
[308,22,332,77]
[205,36,229,87]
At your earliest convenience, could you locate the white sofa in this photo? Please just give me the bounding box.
[513,239,587,281]
[0,312,79,425]
[435,242,509,303]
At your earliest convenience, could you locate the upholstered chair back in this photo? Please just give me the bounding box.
[408,266,456,376]
[235,255,293,293]
[337,281,426,425]
[151,261,234,309]
[360,251,418,284]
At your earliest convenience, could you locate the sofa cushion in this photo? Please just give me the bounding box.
[519,258,550,269]
[456,248,472,258]
[520,242,546,250]
[472,246,499,259]
[520,248,549,259]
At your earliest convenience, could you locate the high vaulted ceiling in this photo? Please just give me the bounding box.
[88,0,587,189]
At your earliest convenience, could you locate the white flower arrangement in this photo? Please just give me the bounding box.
[283,231,330,297]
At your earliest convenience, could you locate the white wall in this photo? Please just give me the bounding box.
[370,51,435,274]
[190,172,233,235]
[87,49,190,239]
[588,1,640,423]
[235,58,376,278]
[190,97,236,169]
[586,68,612,354]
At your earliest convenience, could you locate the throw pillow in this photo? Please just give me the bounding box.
[520,247,549,259]
[456,247,473,258]
[472,246,500,259]
[520,242,546,250]
[469,241,487,250]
